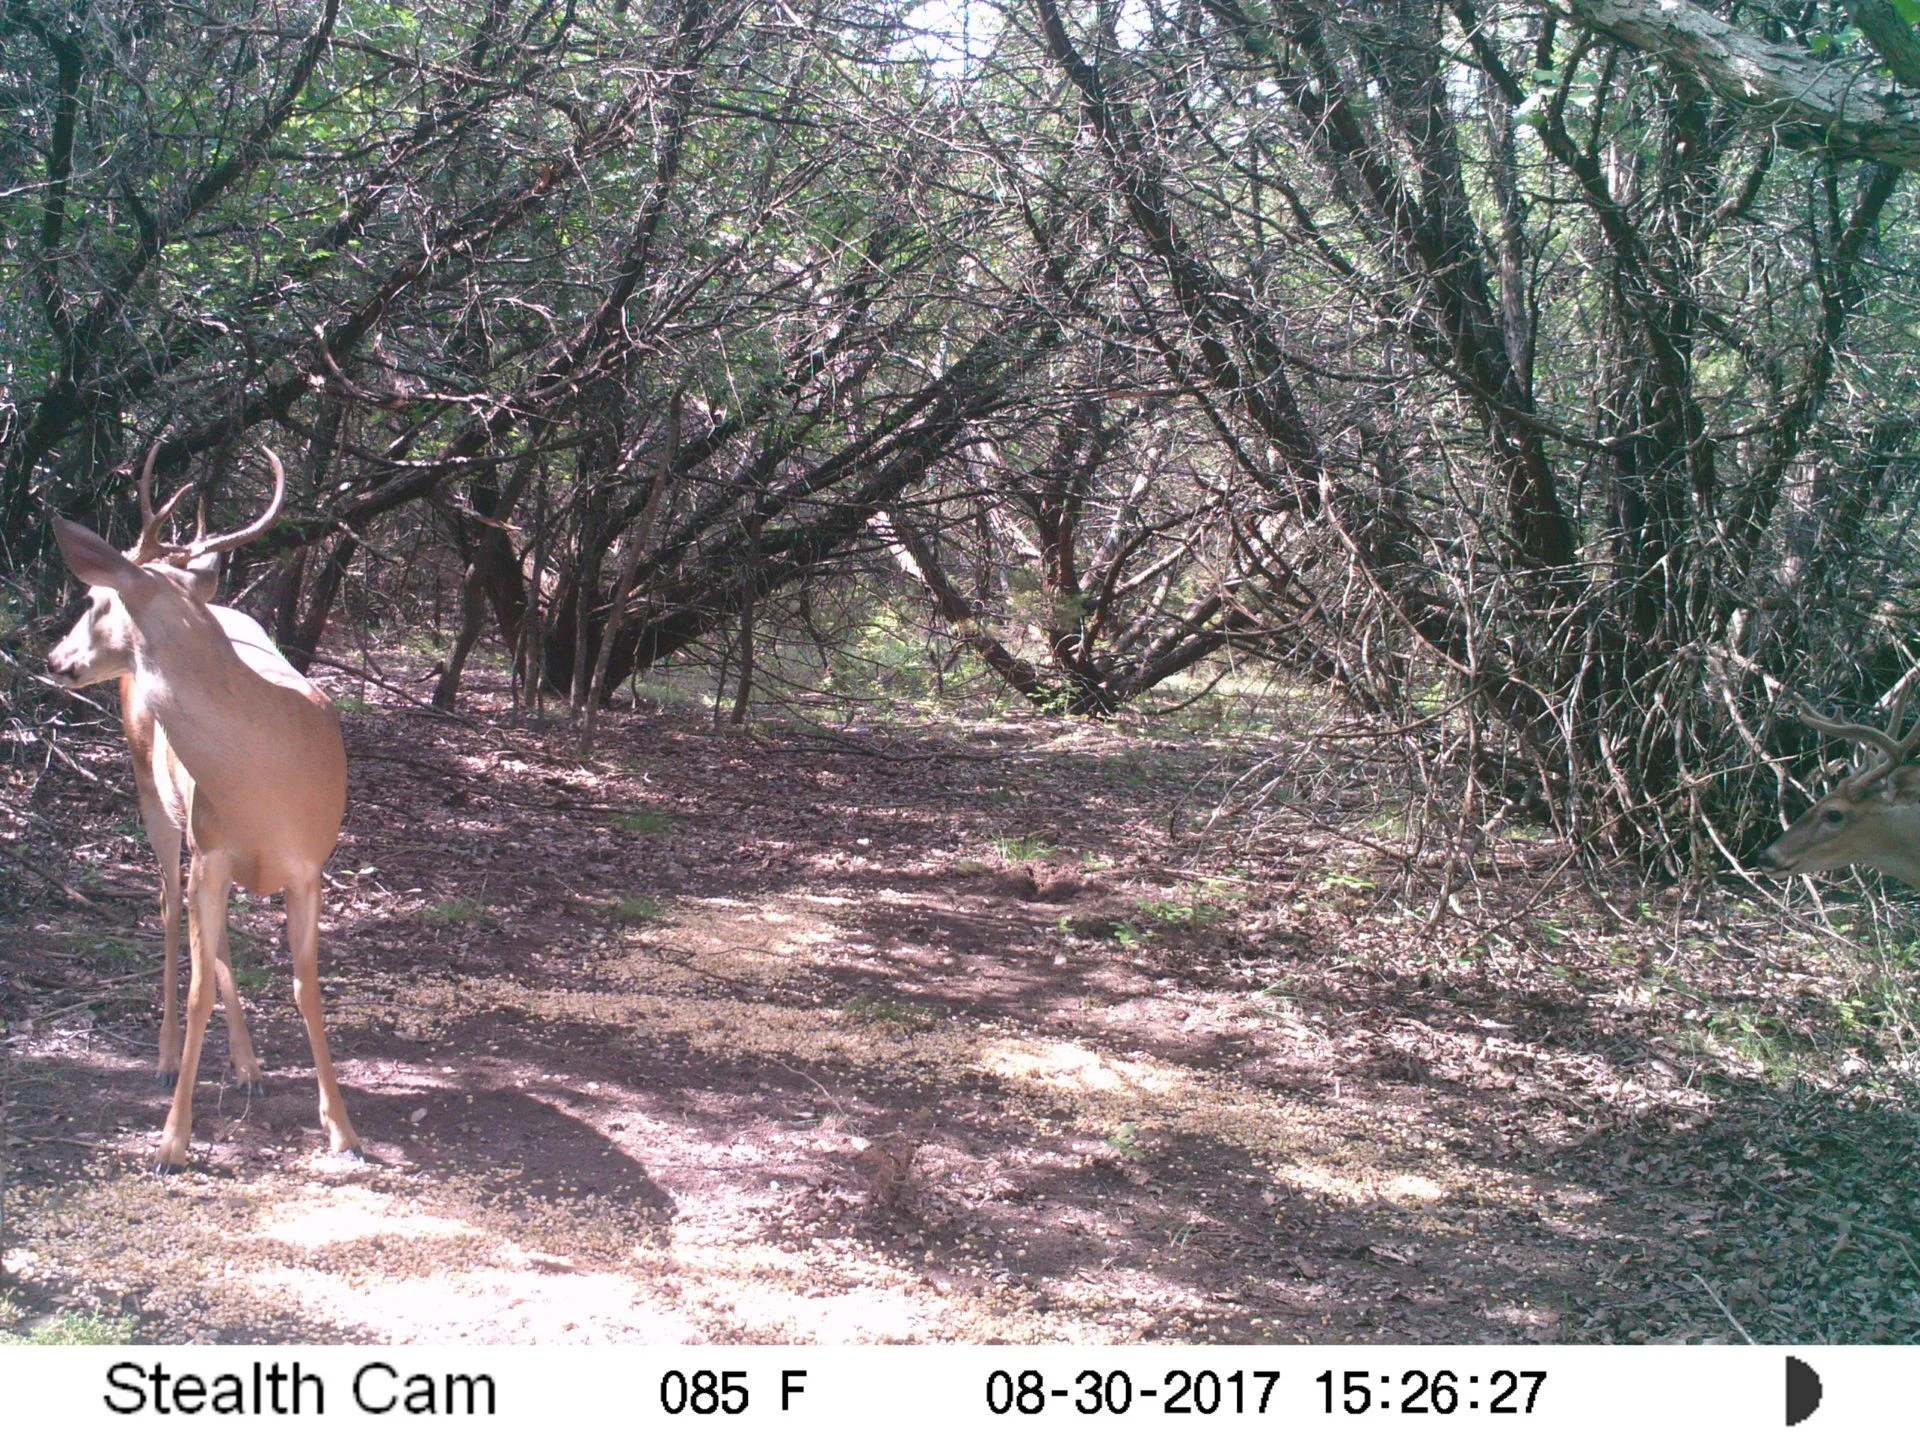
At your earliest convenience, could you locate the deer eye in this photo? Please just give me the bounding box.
[1823,809,1846,825]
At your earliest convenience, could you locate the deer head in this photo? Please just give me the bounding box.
[46,443,279,686]
[1759,678,1920,888]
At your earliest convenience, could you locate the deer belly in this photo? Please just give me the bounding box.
[183,788,321,896]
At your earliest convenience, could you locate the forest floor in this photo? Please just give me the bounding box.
[3,659,1919,1344]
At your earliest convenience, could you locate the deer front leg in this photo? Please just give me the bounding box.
[285,878,362,1157]
[131,704,184,1088]
[155,850,232,1173]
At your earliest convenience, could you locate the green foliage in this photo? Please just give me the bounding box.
[614,808,673,835]
[85,935,144,974]
[605,895,662,923]
[1317,871,1376,894]
[841,991,937,1030]
[1137,898,1224,930]
[990,832,1055,862]
[1,1310,138,1346]
[425,895,486,927]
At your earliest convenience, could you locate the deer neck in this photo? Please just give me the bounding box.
[1852,798,1920,889]
[1872,836,1920,890]
[129,606,301,794]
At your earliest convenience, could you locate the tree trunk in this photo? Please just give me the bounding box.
[518,465,551,715]
[271,546,309,652]
[729,512,761,726]
[432,564,489,711]
[285,533,359,672]
[583,394,682,755]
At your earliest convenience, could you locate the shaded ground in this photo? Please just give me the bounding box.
[4,663,1919,1343]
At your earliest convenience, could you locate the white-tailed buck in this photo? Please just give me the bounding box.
[47,443,264,1092]
[46,448,361,1171]
[1759,680,1920,889]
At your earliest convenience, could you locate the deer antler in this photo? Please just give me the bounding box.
[1799,675,1920,797]
[130,439,197,564]
[186,448,286,558]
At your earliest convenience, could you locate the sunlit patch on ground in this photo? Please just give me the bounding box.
[256,1191,483,1248]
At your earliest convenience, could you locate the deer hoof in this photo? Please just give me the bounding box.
[236,1076,270,1099]
[151,1157,187,1176]
[155,1070,178,1090]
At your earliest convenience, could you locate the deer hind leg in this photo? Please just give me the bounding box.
[285,877,362,1157]
[150,821,184,1088]
[155,849,232,1173]
[213,917,267,1095]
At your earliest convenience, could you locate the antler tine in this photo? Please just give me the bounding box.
[1796,702,1901,755]
[188,447,285,558]
[132,482,197,564]
[130,438,193,563]
[135,439,163,522]
[1801,676,1920,798]
[1867,674,1920,787]
[1884,673,1917,746]
[129,434,196,564]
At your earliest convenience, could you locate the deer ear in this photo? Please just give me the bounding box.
[52,516,144,592]
[1890,766,1920,803]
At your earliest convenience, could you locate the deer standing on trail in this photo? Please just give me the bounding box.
[1760,679,1920,889]
[47,444,266,1091]
[45,448,362,1171]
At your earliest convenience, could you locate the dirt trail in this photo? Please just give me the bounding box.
[4,675,1917,1343]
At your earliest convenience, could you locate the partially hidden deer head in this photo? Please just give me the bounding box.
[1760,678,1920,889]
